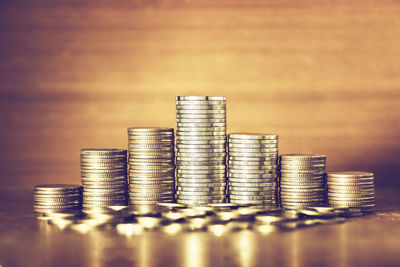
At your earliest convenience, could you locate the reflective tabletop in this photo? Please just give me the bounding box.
[1,189,400,267]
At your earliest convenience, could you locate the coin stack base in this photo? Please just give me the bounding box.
[81,149,128,209]
[176,96,227,206]
[279,154,327,210]
[228,133,278,207]
[128,127,175,210]
[327,171,376,214]
[33,184,82,214]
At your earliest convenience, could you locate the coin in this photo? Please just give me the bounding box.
[176,105,226,110]
[229,133,278,140]
[177,186,226,192]
[178,182,226,187]
[228,142,278,148]
[176,173,226,179]
[228,156,277,162]
[228,182,277,187]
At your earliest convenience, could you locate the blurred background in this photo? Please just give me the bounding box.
[0,0,399,189]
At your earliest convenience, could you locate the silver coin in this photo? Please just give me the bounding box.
[280,154,326,161]
[177,195,226,200]
[176,132,226,137]
[228,156,277,162]
[177,170,226,175]
[177,165,226,170]
[176,186,225,192]
[176,109,226,114]
[176,101,226,107]
[228,139,278,144]
[127,127,173,132]
[280,183,325,189]
[280,170,326,176]
[176,160,226,165]
[229,178,276,183]
[177,135,226,141]
[228,173,276,178]
[177,118,227,123]
[177,182,226,188]
[177,123,226,129]
[34,184,82,192]
[128,162,174,167]
[229,168,277,174]
[128,159,174,164]
[228,160,276,166]
[228,142,278,148]
[228,147,278,153]
[177,147,226,152]
[177,140,226,146]
[128,147,174,152]
[228,165,277,171]
[177,173,226,179]
[81,148,127,156]
[280,160,326,167]
[177,199,224,206]
[229,191,276,196]
[177,178,226,183]
[327,171,374,178]
[177,191,225,197]
[229,151,278,157]
[177,128,226,134]
[229,185,276,191]
[177,144,226,149]
[81,173,127,179]
[229,133,278,140]
[176,105,226,110]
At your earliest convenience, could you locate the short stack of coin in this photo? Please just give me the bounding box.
[227,133,279,206]
[33,184,82,214]
[128,128,175,210]
[327,171,376,214]
[279,154,326,210]
[81,149,128,209]
[175,96,227,205]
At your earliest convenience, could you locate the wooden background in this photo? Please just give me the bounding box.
[0,0,399,189]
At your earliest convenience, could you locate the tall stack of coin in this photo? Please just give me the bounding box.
[175,96,227,205]
[128,128,175,209]
[279,154,326,209]
[327,171,376,214]
[227,133,279,206]
[81,149,128,209]
[33,184,82,214]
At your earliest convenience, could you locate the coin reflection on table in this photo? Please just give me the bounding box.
[183,233,207,267]
[233,230,255,267]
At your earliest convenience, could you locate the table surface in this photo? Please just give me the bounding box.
[1,188,400,267]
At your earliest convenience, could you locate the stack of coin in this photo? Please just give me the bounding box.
[327,171,376,214]
[227,133,279,206]
[128,128,175,210]
[175,96,227,205]
[81,149,128,208]
[279,154,326,210]
[33,184,82,214]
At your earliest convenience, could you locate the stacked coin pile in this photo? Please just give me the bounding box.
[227,133,279,206]
[175,96,227,205]
[279,154,326,209]
[327,171,376,214]
[33,184,82,214]
[81,149,128,208]
[128,128,175,209]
